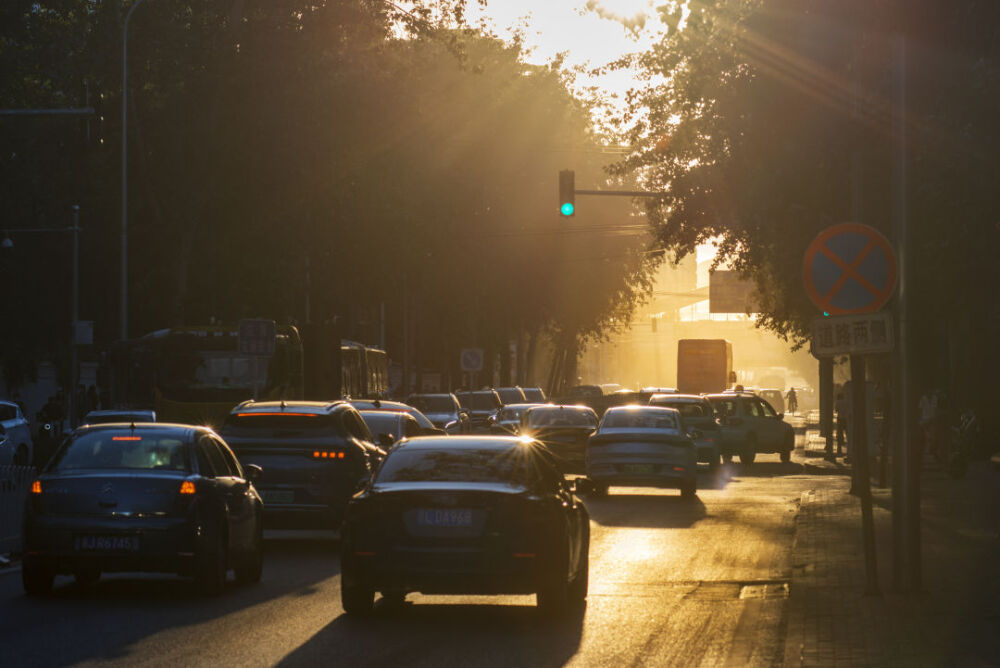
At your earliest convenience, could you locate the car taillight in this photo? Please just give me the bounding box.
[30,479,42,494]
[313,451,345,459]
[179,480,196,495]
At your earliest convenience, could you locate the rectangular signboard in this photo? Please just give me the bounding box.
[811,312,894,356]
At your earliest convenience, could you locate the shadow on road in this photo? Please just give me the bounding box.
[585,493,708,528]
[279,600,586,668]
[730,461,805,478]
[0,538,341,666]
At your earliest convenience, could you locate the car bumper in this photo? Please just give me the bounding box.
[587,464,695,489]
[24,515,197,575]
[263,503,348,530]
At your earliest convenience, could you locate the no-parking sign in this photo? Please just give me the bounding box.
[802,223,897,315]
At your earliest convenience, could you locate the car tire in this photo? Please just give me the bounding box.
[14,445,29,467]
[341,569,374,616]
[681,480,697,498]
[590,482,609,497]
[380,590,407,609]
[234,523,263,584]
[22,556,55,596]
[708,452,721,472]
[74,568,101,587]
[722,453,733,465]
[780,449,792,464]
[195,528,228,596]
[740,437,757,466]
[568,547,589,610]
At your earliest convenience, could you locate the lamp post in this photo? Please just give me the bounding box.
[121,0,153,341]
[2,206,82,428]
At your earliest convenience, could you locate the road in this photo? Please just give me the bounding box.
[0,451,839,667]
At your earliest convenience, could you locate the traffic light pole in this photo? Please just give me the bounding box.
[573,189,669,197]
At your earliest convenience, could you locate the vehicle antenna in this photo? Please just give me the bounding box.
[280,400,286,410]
[373,398,381,408]
[129,421,136,433]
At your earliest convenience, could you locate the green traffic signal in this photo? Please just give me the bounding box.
[559,169,575,217]
[560,202,575,216]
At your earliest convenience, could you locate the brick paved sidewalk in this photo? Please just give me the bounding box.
[784,463,1000,667]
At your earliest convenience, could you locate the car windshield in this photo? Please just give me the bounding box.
[526,407,596,428]
[376,446,535,486]
[522,388,545,401]
[498,406,530,422]
[51,430,191,472]
[457,393,499,411]
[650,401,712,419]
[407,395,455,413]
[601,409,678,430]
[496,388,524,403]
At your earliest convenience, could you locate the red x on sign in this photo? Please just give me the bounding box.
[802,223,897,315]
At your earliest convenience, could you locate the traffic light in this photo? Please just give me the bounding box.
[559,169,575,217]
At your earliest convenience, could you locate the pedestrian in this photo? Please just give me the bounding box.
[86,384,99,413]
[785,387,798,415]
[834,390,848,455]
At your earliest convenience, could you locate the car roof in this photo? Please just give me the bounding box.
[707,392,755,398]
[527,404,595,413]
[350,399,411,410]
[408,393,454,398]
[650,394,708,402]
[231,400,346,416]
[72,422,206,438]
[604,404,680,414]
[392,435,529,451]
[500,403,543,410]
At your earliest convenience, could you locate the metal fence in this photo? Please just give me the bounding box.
[0,465,35,556]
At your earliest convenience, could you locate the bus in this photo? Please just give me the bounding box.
[109,323,388,427]
[677,339,733,395]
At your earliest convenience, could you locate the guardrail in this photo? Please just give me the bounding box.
[0,465,36,556]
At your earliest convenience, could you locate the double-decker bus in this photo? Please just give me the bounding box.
[109,323,388,427]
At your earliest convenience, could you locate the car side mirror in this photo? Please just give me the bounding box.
[244,463,262,482]
[377,433,396,448]
[777,413,785,420]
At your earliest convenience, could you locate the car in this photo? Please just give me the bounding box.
[521,387,547,403]
[487,403,544,434]
[82,409,157,425]
[22,422,263,596]
[0,399,33,466]
[518,405,599,474]
[648,394,722,470]
[494,386,527,405]
[405,393,470,434]
[219,401,385,532]
[642,387,678,395]
[358,409,424,449]
[340,435,590,616]
[704,391,795,464]
[758,389,785,415]
[348,399,442,435]
[455,390,503,431]
[586,405,697,497]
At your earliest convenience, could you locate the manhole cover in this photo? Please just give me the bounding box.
[739,582,790,600]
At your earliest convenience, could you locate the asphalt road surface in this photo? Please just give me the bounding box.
[0,452,838,667]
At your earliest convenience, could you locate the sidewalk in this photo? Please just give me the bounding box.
[784,452,1000,666]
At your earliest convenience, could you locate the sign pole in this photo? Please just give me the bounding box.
[851,354,880,595]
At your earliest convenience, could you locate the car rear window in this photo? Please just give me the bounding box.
[376,447,534,486]
[457,393,500,411]
[407,396,455,413]
[650,401,711,419]
[359,412,402,439]
[525,407,596,428]
[51,431,191,472]
[601,410,678,430]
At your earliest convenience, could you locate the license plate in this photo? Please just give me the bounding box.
[75,535,139,552]
[623,464,655,474]
[416,508,473,527]
[261,490,295,504]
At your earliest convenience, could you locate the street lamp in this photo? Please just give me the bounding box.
[121,0,154,341]
[2,206,82,428]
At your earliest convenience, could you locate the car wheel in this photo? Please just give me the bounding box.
[234,524,263,584]
[740,436,757,466]
[537,573,570,616]
[708,452,721,472]
[680,479,697,498]
[380,590,407,609]
[195,527,228,596]
[341,566,374,616]
[780,449,792,464]
[14,445,30,467]
[568,546,589,610]
[590,482,609,497]
[74,567,101,587]
[722,453,733,465]
[22,556,55,596]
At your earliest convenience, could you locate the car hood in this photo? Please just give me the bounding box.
[423,412,458,424]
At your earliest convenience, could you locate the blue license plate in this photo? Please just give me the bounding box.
[416,508,473,527]
[75,535,139,551]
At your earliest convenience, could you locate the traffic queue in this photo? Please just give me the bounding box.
[19,384,788,615]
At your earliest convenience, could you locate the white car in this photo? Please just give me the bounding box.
[0,399,34,466]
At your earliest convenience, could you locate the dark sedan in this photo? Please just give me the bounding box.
[219,401,384,532]
[340,436,590,616]
[22,423,263,596]
[517,405,599,474]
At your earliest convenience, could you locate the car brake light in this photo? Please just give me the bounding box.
[179,480,196,495]
[313,451,345,459]
[673,466,686,472]
[113,436,141,441]
[31,480,42,494]
[512,552,536,558]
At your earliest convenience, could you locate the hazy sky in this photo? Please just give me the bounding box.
[470,0,665,104]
